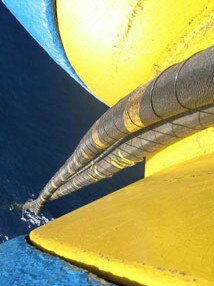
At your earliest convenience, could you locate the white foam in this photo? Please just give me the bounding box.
[0,234,9,242]
[21,209,53,228]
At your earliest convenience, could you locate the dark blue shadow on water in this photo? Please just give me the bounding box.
[0,3,144,243]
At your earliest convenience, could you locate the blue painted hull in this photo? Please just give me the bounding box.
[0,236,114,285]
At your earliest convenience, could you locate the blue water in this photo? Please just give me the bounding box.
[0,3,144,243]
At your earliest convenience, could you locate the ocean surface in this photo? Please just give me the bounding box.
[0,2,144,243]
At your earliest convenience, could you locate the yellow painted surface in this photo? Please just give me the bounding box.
[56,0,214,106]
[146,127,214,177]
[30,151,214,286]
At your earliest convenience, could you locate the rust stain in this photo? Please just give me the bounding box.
[122,0,144,45]
[113,0,144,72]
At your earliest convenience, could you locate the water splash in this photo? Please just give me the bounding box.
[21,200,53,228]
[6,199,53,229]
[0,234,9,243]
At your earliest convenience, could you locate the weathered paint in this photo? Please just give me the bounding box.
[0,236,114,286]
[56,0,214,106]
[2,0,89,92]
[30,147,214,285]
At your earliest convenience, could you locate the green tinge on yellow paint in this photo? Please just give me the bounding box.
[56,0,214,106]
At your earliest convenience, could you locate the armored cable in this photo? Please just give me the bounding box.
[48,105,214,201]
[24,46,214,213]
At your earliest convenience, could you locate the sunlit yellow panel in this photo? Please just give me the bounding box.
[146,127,214,177]
[56,0,214,106]
[30,150,214,286]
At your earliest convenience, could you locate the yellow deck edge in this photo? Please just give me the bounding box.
[29,2,214,284]
[30,140,214,285]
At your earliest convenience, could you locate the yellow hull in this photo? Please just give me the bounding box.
[13,1,213,285]
[30,129,214,285]
[57,0,214,106]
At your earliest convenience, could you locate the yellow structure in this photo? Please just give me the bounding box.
[56,0,214,106]
[30,128,214,286]
[146,127,214,177]
[29,2,214,285]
